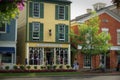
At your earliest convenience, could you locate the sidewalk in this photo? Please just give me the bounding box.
[80,71,120,76]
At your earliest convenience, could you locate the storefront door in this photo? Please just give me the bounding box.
[45,48,54,65]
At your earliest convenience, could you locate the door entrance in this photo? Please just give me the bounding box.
[44,48,54,65]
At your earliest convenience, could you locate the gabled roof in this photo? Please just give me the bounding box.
[71,5,120,22]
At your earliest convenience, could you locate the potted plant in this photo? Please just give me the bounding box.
[59,65,63,69]
[47,65,51,70]
[20,65,25,70]
[5,66,9,70]
[26,65,31,70]
[53,65,57,70]
[34,66,37,70]
[66,65,70,69]
[13,65,18,70]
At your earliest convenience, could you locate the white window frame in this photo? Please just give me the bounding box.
[117,29,120,45]
[29,47,43,65]
[0,22,7,33]
[102,28,109,43]
[83,55,91,68]
[58,5,65,20]
[32,22,40,40]
[58,25,65,40]
[33,2,40,18]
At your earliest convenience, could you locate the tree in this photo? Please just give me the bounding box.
[112,0,120,8]
[0,0,25,22]
[70,12,111,69]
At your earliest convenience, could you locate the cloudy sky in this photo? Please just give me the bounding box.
[70,0,113,19]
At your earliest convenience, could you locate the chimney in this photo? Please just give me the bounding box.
[86,8,92,13]
[93,2,106,11]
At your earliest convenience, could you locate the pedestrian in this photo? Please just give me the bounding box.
[73,58,79,70]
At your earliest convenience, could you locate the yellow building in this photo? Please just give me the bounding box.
[17,0,72,68]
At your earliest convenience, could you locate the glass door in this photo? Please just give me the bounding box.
[44,48,54,65]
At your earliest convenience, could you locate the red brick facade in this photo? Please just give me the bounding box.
[71,12,120,69]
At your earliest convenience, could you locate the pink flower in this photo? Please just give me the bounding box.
[17,3,24,11]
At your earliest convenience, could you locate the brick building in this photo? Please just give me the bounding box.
[71,3,120,70]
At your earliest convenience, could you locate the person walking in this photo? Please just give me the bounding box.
[73,58,79,70]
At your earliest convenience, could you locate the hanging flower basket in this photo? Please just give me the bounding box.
[0,0,24,22]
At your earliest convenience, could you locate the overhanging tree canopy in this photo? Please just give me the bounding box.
[0,0,25,22]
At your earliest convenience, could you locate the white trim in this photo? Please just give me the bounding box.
[68,44,71,65]
[0,41,16,47]
[26,43,29,65]
[43,48,44,65]
[117,30,120,45]
[101,28,109,32]
[117,29,120,32]
[78,45,120,50]
[77,6,120,23]
[105,11,120,22]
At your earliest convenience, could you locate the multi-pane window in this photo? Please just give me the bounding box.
[117,29,120,45]
[56,5,69,20]
[2,54,12,63]
[58,25,65,40]
[29,47,43,65]
[33,2,40,17]
[0,22,6,33]
[58,6,65,20]
[84,55,91,68]
[32,22,40,40]
[56,48,68,64]
[102,28,109,43]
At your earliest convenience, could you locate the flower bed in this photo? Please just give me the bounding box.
[0,69,76,73]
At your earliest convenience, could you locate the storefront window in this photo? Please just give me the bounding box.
[29,47,43,65]
[56,48,68,64]
[2,53,12,63]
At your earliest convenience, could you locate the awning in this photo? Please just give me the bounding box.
[0,47,15,53]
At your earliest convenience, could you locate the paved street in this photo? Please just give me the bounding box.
[1,75,120,80]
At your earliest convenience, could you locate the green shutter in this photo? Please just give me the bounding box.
[29,23,33,41]
[55,5,58,20]
[29,2,33,17]
[65,25,68,42]
[56,24,59,42]
[40,23,43,41]
[65,6,68,20]
[40,3,44,18]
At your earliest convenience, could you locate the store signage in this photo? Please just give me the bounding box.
[37,43,62,47]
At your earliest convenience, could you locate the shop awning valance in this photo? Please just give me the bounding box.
[0,47,15,53]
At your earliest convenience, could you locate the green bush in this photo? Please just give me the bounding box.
[53,65,57,70]
[26,65,31,70]
[34,66,37,69]
[20,65,25,70]
[66,65,70,69]
[13,65,18,70]
[5,66,9,70]
[41,66,44,70]
[59,65,63,69]
[47,65,51,70]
